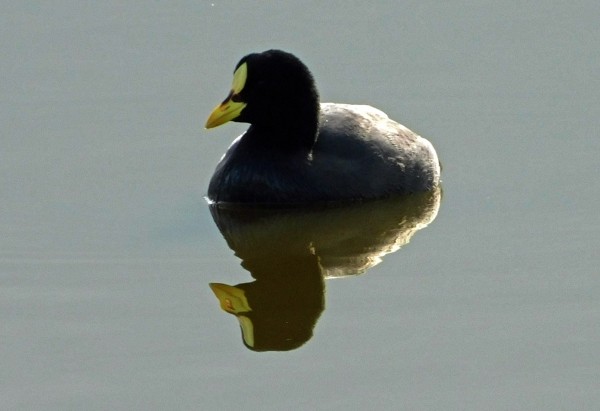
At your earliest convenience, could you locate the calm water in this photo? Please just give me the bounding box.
[2,2,599,410]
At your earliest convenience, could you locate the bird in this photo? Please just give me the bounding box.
[205,49,440,205]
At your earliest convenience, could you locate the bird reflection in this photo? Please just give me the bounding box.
[208,187,442,352]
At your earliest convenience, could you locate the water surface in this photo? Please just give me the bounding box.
[1,2,599,410]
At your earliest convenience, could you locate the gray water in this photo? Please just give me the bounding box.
[2,2,599,410]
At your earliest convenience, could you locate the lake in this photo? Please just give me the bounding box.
[1,2,599,410]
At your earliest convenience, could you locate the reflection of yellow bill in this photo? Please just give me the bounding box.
[209,282,255,347]
[209,282,251,314]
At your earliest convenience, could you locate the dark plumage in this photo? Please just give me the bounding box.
[205,49,440,205]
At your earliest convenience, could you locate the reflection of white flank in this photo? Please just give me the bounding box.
[322,187,441,279]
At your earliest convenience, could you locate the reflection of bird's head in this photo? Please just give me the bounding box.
[209,273,324,352]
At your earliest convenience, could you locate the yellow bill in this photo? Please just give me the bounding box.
[205,62,248,129]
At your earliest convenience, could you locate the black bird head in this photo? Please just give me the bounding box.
[205,50,320,148]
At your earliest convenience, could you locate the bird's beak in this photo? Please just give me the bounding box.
[205,62,248,129]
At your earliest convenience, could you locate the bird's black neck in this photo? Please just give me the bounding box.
[247,111,319,152]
